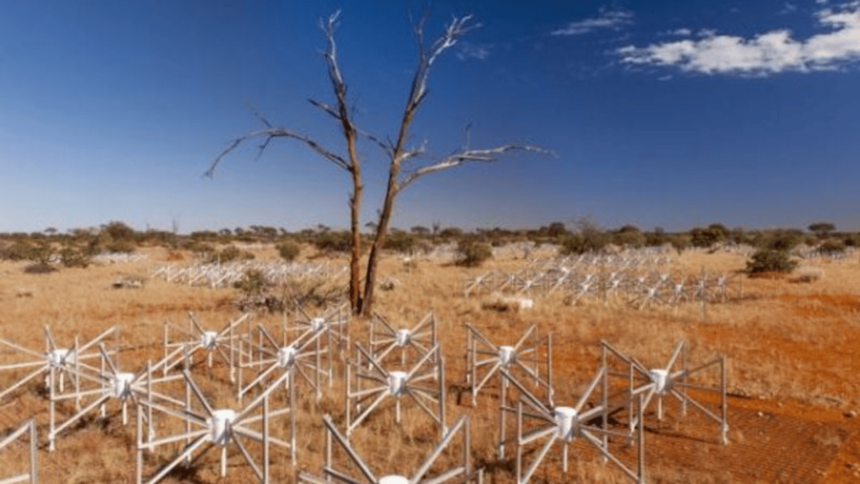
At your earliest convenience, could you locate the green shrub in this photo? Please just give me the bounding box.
[765,230,805,251]
[456,240,492,267]
[105,240,136,253]
[746,249,797,274]
[0,241,34,261]
[559,231,609,255]
[669,234,691,254]
[818,239,846,254]
[844,234,860,247]
[313,231,351,253]
[59,247,91,268]
[276,241,301,261]
[212,245,255,263]
[384,231,417,254]
[234,269,268,296]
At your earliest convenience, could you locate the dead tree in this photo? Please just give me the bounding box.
[207,11,365,313]
[207,10,548,316]
[358,15,548,315]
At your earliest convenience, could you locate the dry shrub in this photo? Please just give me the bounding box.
[793,266,824,283]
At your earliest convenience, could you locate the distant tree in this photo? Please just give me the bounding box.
[103,221,136,241]
[707,223,730,239]
[669,234,691,254]
[207,11,545,315]
[439,227,464,240]
[612,229,645,248]
[808,222,836,238]
[689,226,724,248]
[410,225,430,236]
[766,229,805,251]
[546,222,568,238]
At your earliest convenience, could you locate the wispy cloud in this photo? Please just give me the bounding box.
[456,42,491,61]
[552,7,634,36]
[779,2,799,15]
[617,2,860,76]
[669,28,693,36]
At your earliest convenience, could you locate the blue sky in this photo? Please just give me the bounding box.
[1,0,859,234]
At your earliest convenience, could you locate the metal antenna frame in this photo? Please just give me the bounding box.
[161,312,250,382]
[504,368,645,484]
[298,414,481,484]
[237,320,331,403]
[134,368,291,484]
[601,340,729,444]
[369,312,438,368]
[289,302,350,387]
[0,420,38,484]
[346,344,446,437]
[0,325,119,403]
[464,323,553,408]
[45,343,185,451]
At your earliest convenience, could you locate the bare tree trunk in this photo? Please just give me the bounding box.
[347,160,363,314]
[360,175,399,316]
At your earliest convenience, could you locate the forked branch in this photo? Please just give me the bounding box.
[400,144,552,189]
[205,128,350,178]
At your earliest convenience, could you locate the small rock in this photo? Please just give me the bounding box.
[757,411,764,417]
[844,410,856,418]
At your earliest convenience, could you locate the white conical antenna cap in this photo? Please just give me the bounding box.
[201,331,218,349]
[498,346,515,366]
[379,476,409,484]
[210,409,236,446]
[388,371,408,396]
[395,329,411,347]
[554,406,578,440]
[650,369,669,394]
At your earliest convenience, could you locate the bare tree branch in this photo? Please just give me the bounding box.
[410,15,479,111]
[399,144,552,189]
[205,128,350,178]
[243,100,273,129]
[308,98,393,157]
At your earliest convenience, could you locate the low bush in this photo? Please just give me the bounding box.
[818,239,846,254]
[276,241,301,262]
[746,249,797,274]
[59,247,91,268]
[456,240,492,267]
[234,269,268,297]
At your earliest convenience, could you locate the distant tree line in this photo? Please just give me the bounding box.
[0,219,855,274]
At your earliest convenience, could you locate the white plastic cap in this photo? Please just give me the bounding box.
[278,346,298,368]
[311,317,326,332]
[554,406,579,440]
[388,371,408,396]
[650,369,670,394]
[498,346,516,366]
[201,331,218,349]
[210,409,236,445]
[395,329,411,347]
[379,476,409,484]
[114,372,135,398]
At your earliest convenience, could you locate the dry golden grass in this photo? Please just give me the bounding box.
[1,245,859,483]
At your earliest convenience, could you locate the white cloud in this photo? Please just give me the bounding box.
[456,42,491,61]
[617,2,860,75]
[669,28,692,36]
[552,7,633,36]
